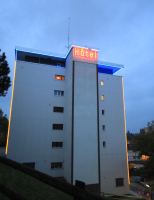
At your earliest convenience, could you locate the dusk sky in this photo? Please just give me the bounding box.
[1,0,154,133]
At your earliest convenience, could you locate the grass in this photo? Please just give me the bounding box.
[0,162,73,200]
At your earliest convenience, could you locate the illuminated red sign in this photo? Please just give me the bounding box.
[73,47,98,61]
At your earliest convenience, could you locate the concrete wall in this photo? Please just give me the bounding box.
[63,50,73,183]
[73,61,99,185]
[98,73,129,194]
[7,60,65,177]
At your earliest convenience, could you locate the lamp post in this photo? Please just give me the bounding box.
[146,183,152,200]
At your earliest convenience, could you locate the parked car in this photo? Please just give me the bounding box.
[135,177,144,183]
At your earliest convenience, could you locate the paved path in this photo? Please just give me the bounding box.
[130,182,148,191]
[130,190,141,197]
[130,182,153,199]
[0,147,5,156]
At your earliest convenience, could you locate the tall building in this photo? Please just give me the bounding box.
[6,45,129,194]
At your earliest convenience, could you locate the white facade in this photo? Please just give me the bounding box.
[6,45,129,194]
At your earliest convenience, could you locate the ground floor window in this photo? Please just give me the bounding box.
[116,178,124,187]
[51,162,62,169]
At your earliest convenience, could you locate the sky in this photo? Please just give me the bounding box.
[0,0,154,133]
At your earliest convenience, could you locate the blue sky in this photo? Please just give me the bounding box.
[1,0,154,133]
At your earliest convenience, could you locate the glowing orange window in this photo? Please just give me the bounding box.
[101,95,104,100]
[55,75,65,80]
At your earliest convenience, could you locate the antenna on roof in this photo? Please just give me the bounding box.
[66,18,70,50]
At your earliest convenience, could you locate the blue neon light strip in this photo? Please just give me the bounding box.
[15,46,123,74]
[16,48,66,59]
[98,63,123,74]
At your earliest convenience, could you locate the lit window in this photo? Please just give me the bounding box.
[102,125,105,131]
[102,110,105,115]
[142,155,149,161]
[101,95,104,100]
[103,141,106,147]
[116,178,124,187]
[54,90,64,96]
[51,162,62,169]
[101,81,104,86]
[52,142,63,148]
[55,75,65,80]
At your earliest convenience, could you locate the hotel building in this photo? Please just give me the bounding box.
[6,45,129,194]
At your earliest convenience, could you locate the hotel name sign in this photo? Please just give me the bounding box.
[73,47,98,62]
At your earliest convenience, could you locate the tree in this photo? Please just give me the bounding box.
[127,130,131,135]
[133,120,154,180]
[0,109,8,146]
[0,52,11,96]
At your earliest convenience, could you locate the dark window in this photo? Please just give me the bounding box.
[53,124,63,130]
[116,178,124,187]
[103,141,106,147]
[54,90,64,96]
[51,162,62,169]
[40,58,65,67]
[102,110,105,115]
[53,107,64,113]
[102,125,105,131]
[25,56,39,63]
[57,63,65,67]
[23,162,35,169]
[52,142,63,148]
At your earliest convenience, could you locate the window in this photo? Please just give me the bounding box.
[128,150,133,152]
[55,75,65,80]
[116,178,124,187]
[52,142,63,148]
[102,110,105,115]
[101,95,104,100]
[57,63,64,67]
[103,141,106,147]
[101,81,104,86]
[54,90,64,96]
[23,162,35,169]
[53,107,64,113]
[53,124,63,130]
[40,58,65,67]
[128,156,134,159]
[51,162,62,169]
[25,56,39,63]
[102,125,105,131]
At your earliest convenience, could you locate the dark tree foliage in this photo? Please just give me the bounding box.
[135,157,154,180]
[0,109,8,147]
[133,120,154,180]
[0,52,11,96]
